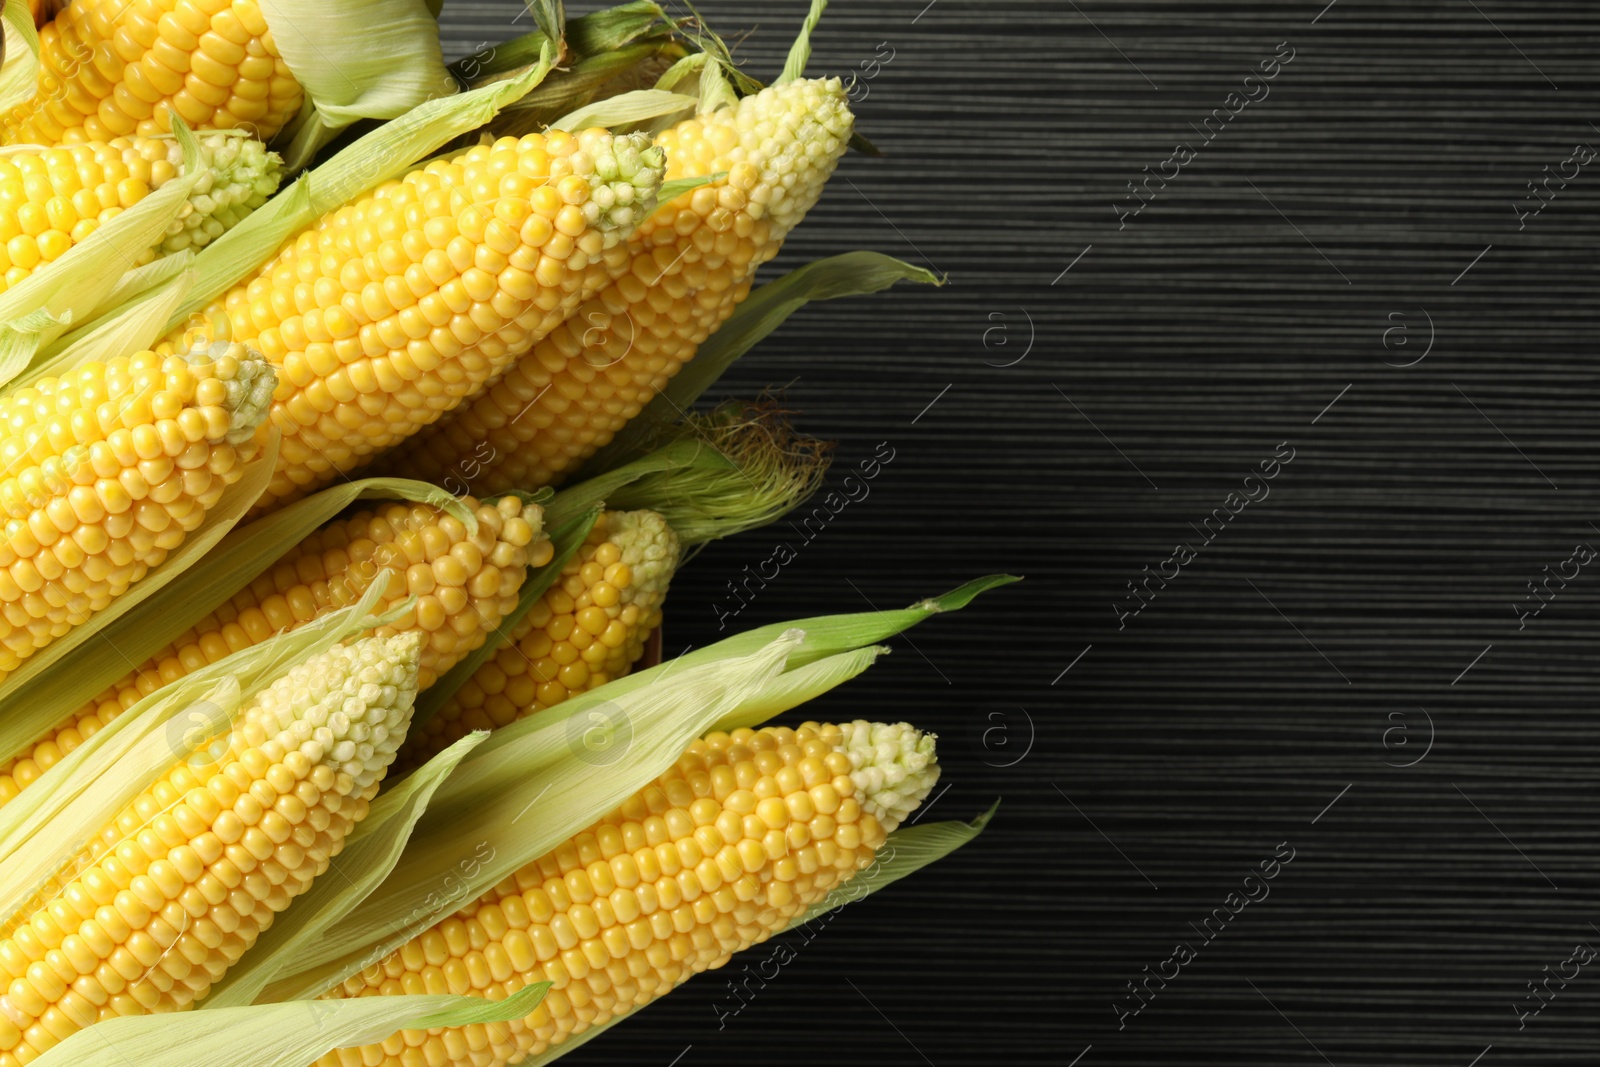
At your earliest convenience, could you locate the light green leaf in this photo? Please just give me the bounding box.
[0,474,467,767]
[273,631,806,993]
[544,438,729,528]
[712,645,884,733]
[409,507,600,729]
[776,0,829,85]
[552,88,698,131]
[34,983,549,1067]
[260,0,458,170]
[166,56,555,333]
[577,251,940,475]
[793,803,997,925]
[205,731,486,1008]
[31,268,194,383]
[0,0,40,114]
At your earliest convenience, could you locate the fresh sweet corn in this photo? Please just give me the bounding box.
[317,720,940,1067]
[0,134,280,293]
[2,0,305,145]
[0,495,551,806]
[0,632,423,1064]
[0,340,276,683]
[382,78,855,494]
[398,509,677,769]
[169,128,667,515]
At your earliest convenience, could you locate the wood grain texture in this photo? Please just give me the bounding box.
[435,3,1600,1064]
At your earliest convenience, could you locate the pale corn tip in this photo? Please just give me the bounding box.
[578,130,668,233]
[156,133,283,256]
[235,632,423,793]
[832,719,941,833]
[606,509,679,605]
[179,340,277,444]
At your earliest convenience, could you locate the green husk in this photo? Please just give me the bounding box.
[794,803,996,925]
[550,88,698,131]
[28,268,194,383]
[267,631,807,997]
[543,438,731,528]
[577,252,940,476]
[33,984,550,1067]
[408,507,601,730]
[0,476,469,768]
[0,577,390,927]
[204,731,486,1008]
[0,0,40,115]
[260,0,459,172]
[165,58,556,334]
[776,0,830,85]
[604,399,834,548]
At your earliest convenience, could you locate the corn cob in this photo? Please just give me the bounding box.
[317,720,939,1067]
[380,78,855,494]
[398,509,677,769]
[168,128,667,514]
[0,632,423,1063]
[0,133,280,293]
[2,0,305,146]
[0,340,275,683]
[0,495,551,806]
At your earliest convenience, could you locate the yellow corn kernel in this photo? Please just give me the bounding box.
[316,720,939,1067]
[0,634,421,1065]
[398,510,677,769]
[2,0,304,144]
[168,129,667,516]
[383,78,854,494]
[0,342,275,686]
[0,497,552,807]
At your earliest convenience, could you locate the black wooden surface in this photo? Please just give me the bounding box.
[437,3,1600,1064]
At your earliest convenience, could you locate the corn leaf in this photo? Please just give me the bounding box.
[800,804,995,925]
[544,437,729,527]
[272,632,805,994]
[260,0,458,171]
[29,268,194,383]
[469,574,1019,755]
[0,580,390,926]
[166,58,555,333]
[205,731,486,1008]
[0,475,467,767]
[409,507,600,729]
[0,0,39,114]
[776,0,829,85]
[711,645,884,732]
[577,251,939,475]
[34,984,550,1067]
[552,88,698,131]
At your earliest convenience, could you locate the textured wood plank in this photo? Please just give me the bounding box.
[437,3,1600,1064]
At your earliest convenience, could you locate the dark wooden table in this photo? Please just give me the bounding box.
[438,3,1600,1064]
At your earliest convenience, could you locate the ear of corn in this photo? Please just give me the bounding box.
[0,134,280,296]
[378,77,855,494]
[0,631,423,1062]
[401,401,832,768]
[0,494,550,807]
[0,339,275,682]
[316,720,938,1067]
[169,127,668,515]
[3,0,307,145]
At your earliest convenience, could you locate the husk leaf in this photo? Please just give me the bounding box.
[0,0,40,114]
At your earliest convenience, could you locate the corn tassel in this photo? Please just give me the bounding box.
[0,340,275,682]
[380,78,854,494]
[0,632,424,1064]
[168,128,667,515]
[317,720,939,1067]
[0,495,550,806]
